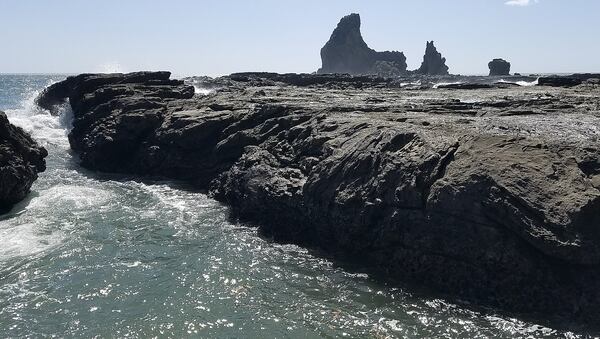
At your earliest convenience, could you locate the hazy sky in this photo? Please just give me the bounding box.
[1,0,598,75]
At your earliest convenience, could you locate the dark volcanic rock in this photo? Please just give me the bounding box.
[537,74,600,87]
[416,41,449,75]
[37,72,194,171]
[38,71,600,330]
[538,75,583,87]
[317,14,407,75]
[488,58,511,76]
[0,111,47,212]
[35,71,190,115]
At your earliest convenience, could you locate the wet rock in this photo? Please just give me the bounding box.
[0,111,47,212]
[318,14,407,75]
[416,41,449,75]
[38,71,600,329]
[488,58,511,76]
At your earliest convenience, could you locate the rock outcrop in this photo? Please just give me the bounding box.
[318,14,407,75]
[0,111,47,212]
[416,41,449,75]
[37,71,600,330]
[488,58,511,76]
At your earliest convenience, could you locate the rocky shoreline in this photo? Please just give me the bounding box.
[0,111,47,212]
[37,71,600,329]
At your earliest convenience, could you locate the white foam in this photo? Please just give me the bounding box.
[0,184,113,261]
[498,78,539,87]
[433,82,462,89]
[516,78,539,87]
[0,221,63,259]
[26,185,112,211]
[194,86,214,95]
[94,62,126,74]
[400,81,421,87]
[4,83,71,148]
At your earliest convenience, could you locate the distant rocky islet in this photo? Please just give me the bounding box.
[319,13,514,77]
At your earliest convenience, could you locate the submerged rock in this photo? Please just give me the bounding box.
[318,14,407,75]
[0,111,47,212]
[38,71,600,330]
[488,58,511,76]
[416,41,449,75]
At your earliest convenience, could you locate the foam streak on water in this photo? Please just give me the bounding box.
[0,75,588,338]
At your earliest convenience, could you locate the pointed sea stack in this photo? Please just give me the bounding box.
[488,58,511,76]
[416,41,449,75]
[318,14,407,75]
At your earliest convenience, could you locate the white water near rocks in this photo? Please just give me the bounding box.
[0,75,587,338]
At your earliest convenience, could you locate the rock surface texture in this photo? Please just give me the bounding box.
[489,58,511,76]
[38,71,600,330]
[0,111,47,212]
[318,14,407,75]
[416,41,449,75]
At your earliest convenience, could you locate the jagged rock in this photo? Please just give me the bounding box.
[38,72,600,330]
[489,58,511,76]
[0,111,47,212]
[416,41,449,75]
[35,71,191,115]
[318,14,407,75]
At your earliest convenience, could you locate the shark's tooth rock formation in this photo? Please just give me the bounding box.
[37,71,600,329]
[0,111,47,212]
[416,41,449,75]
[489,58,511,76]
[317,13,407,75]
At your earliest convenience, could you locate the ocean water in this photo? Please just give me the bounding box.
[0,74,588,338]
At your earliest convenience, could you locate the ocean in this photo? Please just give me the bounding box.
[0,74,584,338]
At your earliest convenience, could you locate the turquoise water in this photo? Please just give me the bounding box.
[0,74,587,338]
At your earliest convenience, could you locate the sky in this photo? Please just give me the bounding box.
[0,0,599,76]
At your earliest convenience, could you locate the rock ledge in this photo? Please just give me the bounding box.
[37,71,600,330]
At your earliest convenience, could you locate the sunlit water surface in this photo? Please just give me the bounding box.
[0,75,589,338]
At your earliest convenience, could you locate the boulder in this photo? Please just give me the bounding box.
[488,58,511,76]
[0,111,47,212]
[318,14,407,75]
[416,41,449,75]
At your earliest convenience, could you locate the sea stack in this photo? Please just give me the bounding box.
[318,14,407,75]
[488,58,511,76]
[416,41,449,75]
[0,111,47,212]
